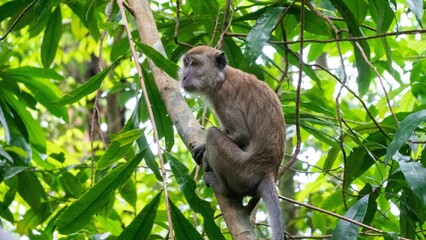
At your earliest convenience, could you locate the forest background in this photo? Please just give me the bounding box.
[0,0,426,239]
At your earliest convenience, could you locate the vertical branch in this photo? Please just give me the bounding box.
[173,0,193,48]
[215,0,234,49]
[117,1,174,239]
[89,0,115,187]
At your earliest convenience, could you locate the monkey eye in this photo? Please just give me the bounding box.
[190,60,199,67]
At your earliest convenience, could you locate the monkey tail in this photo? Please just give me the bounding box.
[258,176,284,240]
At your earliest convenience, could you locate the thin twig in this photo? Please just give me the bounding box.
[227,29,426,45]
[117,1,175,239]
[0,0,37,41]
[215,0,234,49]
[173,0,193,48]
[279,0,304,178]
[279,195,411,240]
[89,0,115,188]
[354,41,399,125]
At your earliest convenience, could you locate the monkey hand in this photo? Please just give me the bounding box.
[191,144,206,165]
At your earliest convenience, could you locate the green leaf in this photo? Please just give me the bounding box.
[323,147,339,172]
[119,179,137,208]
[60,172,83,198]
[142,67,175,152]
[369,0,395,33]
[41,6,62,68]
[17,172,47,215]
[383,232,399,240]
[331,195,370,240]
[384,110,426,164]
[55,150,146,234]
[169,199,204,240]
[342,0,368,24]
[330,0,371,96]
[410,60,426,103]
[117,191,161,240]
[245,7,284,64]
[15,77,69,122]
[167,153,225,240]
[405,0,423,27]
[398,161,426,208]
[54,56,122,106]
[97,129,144,169]
[5,67,63,80]
[0,89,46,153]
[135,42,179,79]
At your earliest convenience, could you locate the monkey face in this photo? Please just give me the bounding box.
[179,46,227,95]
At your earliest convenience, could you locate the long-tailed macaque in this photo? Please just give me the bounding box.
[180,46,286,240]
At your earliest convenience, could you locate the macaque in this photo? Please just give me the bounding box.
[180,46,286,240]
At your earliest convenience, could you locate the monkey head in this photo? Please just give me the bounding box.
[179,46,227,94]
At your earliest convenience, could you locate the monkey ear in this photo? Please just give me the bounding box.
[216,52,227,70]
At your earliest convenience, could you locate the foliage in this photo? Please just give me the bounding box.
[0,0,425,239]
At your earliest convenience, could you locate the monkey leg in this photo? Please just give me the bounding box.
[205,127,255,197]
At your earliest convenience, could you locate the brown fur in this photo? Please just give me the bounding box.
[180,46,286,240]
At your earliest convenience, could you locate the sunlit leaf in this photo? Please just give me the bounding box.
[169,199,204,240]
[245,7,284,64]
[96,129,144,169]
[399,161,426,208]
[384,110,426,164]
[405,0,423,27]
[0,89,46,153]
[41,6,62,68]
[54,56,122,106]
[167,153,225,240]
[331,195,370,240]
[117,191,161,240]
[55,150,146,234]
[135,42,179,79]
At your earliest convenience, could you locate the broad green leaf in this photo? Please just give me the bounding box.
[383,232,399,240]
[291,8,331,36]
[369,0,395,33]
[323,147,339,172]
[14,77,69,122]
[55,150,146,234]
[330,0,372,96]
[169,199,204,240]
[245,7,284,64]
[135,42,179,79]
[54,56,122,106]
[398,161,426,208]
[410,60,426,103]
[122,97,162,181]
[0,89,46,153]
[405,0,423,27]
[5,166,29,180]
[119,179,137,208]
[117,191,161,240]
[142,67,174,152]
[384,110,426,164]
[60,172,83,198]
[97,129,144,169]
[331,195,370,240]
[16,208,43,235]
[167,153,225,240]
[17,172,47,215]
[5,67,63,80]
[41,6,62,68]
[342,0,368,24]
